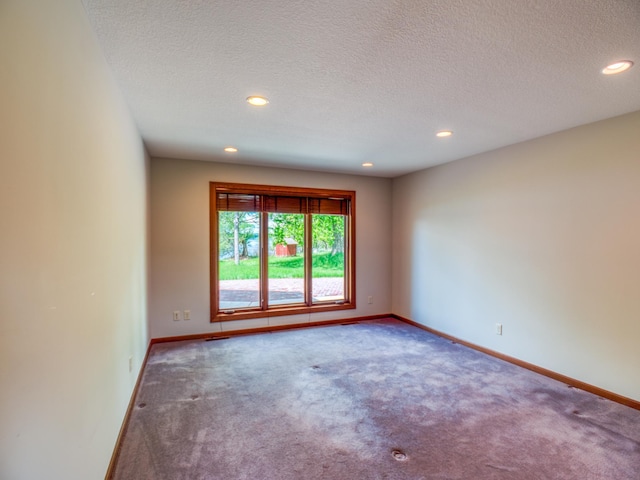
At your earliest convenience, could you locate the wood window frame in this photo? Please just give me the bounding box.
[210,182,356,322]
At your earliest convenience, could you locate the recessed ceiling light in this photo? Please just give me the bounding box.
[362,162,374,167]
[436,130,453,137]
[602,61,633,75]
[224,147,238,153]
[246,96,269,106]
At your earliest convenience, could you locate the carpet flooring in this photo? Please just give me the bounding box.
[112,318,640,479]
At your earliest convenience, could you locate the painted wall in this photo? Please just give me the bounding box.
[392,111,640,401]
[0,1,148,479]
[149,158,392,339]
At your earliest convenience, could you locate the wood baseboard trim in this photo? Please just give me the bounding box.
[104,342,153,480]
[392,314,640,411]
[150,313,392,345]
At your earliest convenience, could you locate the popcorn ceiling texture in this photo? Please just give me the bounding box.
[112,319,640,479]
[82,0,640,177]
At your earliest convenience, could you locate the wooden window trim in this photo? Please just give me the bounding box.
[210,182,356,322]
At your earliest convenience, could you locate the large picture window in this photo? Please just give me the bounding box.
[210,182,355,321]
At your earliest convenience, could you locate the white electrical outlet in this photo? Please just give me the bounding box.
[173,311,181,321]
[183,310,191,321]
[496,323,503,335]
[367,296,373,304]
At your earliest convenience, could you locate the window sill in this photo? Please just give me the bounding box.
[212,302,356,322]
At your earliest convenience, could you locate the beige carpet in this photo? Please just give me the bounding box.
[112,318,640,479]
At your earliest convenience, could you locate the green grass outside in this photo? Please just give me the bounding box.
[219,252,344,280]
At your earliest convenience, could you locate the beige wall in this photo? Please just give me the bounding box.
[392,111,640,401]
[149,158,392,339]
[0,1,148,479]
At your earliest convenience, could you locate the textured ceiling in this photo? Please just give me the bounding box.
[82,0,640,178]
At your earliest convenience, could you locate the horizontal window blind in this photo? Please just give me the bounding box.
[264,195,307,214]
[217,191,349,216]
[308,198,349,215]
[217,193,262,212]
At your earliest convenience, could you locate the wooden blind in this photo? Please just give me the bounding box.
[216,193,262,212]
[308,198,349,215]
[264,195,308,214]
[217,191,350,216]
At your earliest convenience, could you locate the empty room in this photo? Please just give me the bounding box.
[1,1,639,479]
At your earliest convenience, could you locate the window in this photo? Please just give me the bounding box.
[210,182,355,321]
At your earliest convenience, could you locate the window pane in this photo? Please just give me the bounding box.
[268,213,305,306]
[218,211,260,310]
[312,214,345,302]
